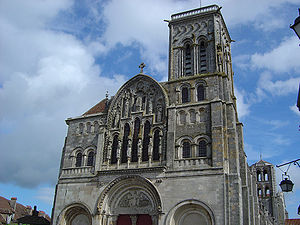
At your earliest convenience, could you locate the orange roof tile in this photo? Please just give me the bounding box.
[82,98,108,116]
[286,219,300,225]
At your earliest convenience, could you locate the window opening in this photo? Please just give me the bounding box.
[121,123,130,163]
[182,87,189,103]
[198,140,207,157]
[142,121,151,161]
[185,44,192,76]
[199,41,207,73]
[87,151,94,166]
[182,141,191,158]
[131,118,140,162]
[153,130,160,161]
[75,152,82,167]
[111,135,118,164]
[197,84,205,101]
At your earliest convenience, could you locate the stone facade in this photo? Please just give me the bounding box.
[51,5,286,225]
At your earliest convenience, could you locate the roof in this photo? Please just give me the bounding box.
[0,196,13,214]
[286,219,300,225]
[82,98,108,116]
[251,159,273,167]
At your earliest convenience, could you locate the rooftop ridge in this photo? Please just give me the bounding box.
[171,5,219,20]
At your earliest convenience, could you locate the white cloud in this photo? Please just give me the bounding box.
[251,36,300,74]
[290,105,300,116]
[235,88,251,118]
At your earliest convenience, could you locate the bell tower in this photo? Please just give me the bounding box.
[168,5,233,82]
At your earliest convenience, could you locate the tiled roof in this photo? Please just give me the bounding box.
[0,196,14,214]
[286,219,300,225]
[82,98,108,116]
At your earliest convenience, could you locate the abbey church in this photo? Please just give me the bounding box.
[51,5,287,225]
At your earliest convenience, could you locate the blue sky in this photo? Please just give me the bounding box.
[0,0,299,219]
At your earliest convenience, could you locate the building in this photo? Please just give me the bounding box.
[0,196,50,225]
[51,5,287,225]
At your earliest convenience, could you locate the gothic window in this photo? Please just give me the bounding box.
[198,140,207,157]
[111,135,118,164]
[182,86,190,103]
[189,109,196,123]
[199,40,207,73]
[153,129,160,161]
[87,151,94,166]
[142,120,151,161]
[184,43,193,76]
[75,152,82,167]
[197,84,205,101]
[131,118,140,162]
[121,123,130,163]
[182,141,191,158]
[263,170,269,181]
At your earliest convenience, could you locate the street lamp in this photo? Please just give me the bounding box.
[290,8,300,39]
[279,175,294,192]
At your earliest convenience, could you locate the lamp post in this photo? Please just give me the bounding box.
[290,8,300,39]
[276,159,300,192]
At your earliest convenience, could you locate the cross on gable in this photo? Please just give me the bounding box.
[139,63,146,73]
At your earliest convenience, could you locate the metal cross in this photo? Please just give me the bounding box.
[139,62,146,73]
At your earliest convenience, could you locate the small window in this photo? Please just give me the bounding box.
[182,87,189,103]
[75,152,82,167]
[87,151,94,166]
[197,84,205,101]
[258,188,262,197]
[121,123,130,163]
[185,44,192,76]
[263,170,269,181]
[142,121,151,161]
[257,171,262,181]
[189,110,196,123]
[179,111,186,124]
[199,40,207,73]
[111,135,118,164]
[182,141,191,158]
[153,130,160,161]
[265,187,270,197]
[198,140,207,157]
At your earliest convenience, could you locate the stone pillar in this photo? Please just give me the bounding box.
[107,139,112,169]
[148,136,153,167]
[96,128,105,171]
[130,215,137,225]
[127,139,132,168]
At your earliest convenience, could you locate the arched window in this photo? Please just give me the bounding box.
[197,84,205,101]
[265,187,270,197]
[199,40,207,73]
[75,152,82,167]
[153,130,160,161]
[142,121,151,161]
[131,118,140,162]
[121,123,130,163]
[182,87,189,103]
[258,188,262,197]
[111,135,118,164]
[263,170,269,181]
[198,140,207,157]
[87,151,94,166]
[257,171,262,181]
[189,109,196,123]
[184,43,192,76]
[182,141,191,158]
[179,111,186,124]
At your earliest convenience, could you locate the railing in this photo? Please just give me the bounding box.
[171,5,219,20]
[61,167,94,176]
[174,158,211,168]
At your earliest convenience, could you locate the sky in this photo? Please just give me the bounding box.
[0,0,299,219]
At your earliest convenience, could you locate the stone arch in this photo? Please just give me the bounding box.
[164,199,215,225]
[56,202,92,225]
[97,175,162,224]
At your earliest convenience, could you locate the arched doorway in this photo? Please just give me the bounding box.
[98,175,162,225]
[58,204,92,225]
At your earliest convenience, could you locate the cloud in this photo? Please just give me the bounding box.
[0,0,126,187]
[290,105,300,116]
[251,36,300,74]
[235,88,251,118]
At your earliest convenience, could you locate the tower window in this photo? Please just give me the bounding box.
[153,129,160,161]
[199,40,207,73]
[87,151,94,166]
[121,123,130,163]
[263,170,269,181]
[265,187,270,197]
[75,152,82,167]
[198,140,207,157]
[142,120,151,161]
[131,118,140,162]
[182,87,189,103]
[258,188,262,197]
[184,44,192,76]
[197,84,205,101]
[182,141,191,158]
[111,135,118,164]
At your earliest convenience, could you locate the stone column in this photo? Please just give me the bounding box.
[130,215,137,225]
[148,136,153,167]
[107,139,112,169]
[127,139,132,168]
[117,139,121,169]
[96,128,105,171]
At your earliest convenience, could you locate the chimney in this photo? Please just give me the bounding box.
[26,205,32,215]
[9,197,17,211]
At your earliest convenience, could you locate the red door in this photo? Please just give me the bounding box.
[117,215,132,225]
[137,214,152,225]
